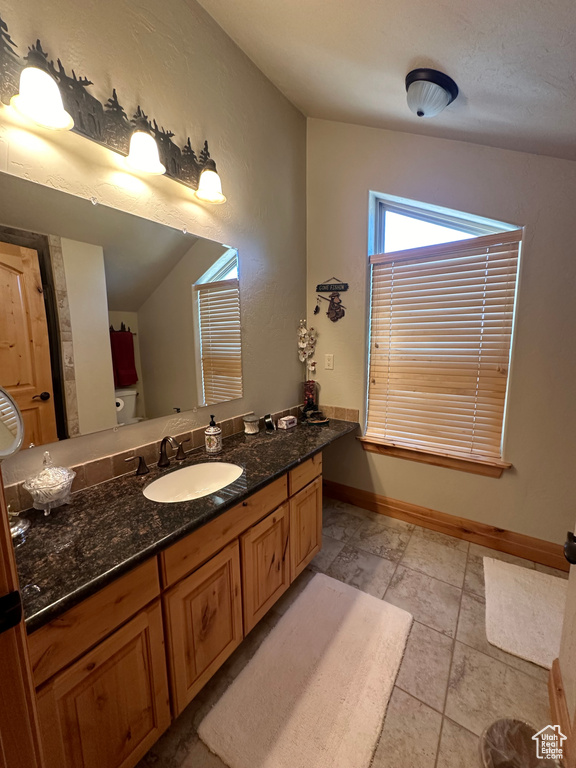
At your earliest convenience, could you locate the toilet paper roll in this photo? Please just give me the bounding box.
[115,398,125,412]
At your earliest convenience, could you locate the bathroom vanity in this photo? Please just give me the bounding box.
[15,420,356,768]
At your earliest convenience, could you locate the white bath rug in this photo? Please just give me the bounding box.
[198,573,412,768]
[484,557,568,669]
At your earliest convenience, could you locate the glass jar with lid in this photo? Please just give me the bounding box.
[242,414,260,435]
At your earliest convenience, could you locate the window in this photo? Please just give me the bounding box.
[365,196,521,475]
[194,251,242,406]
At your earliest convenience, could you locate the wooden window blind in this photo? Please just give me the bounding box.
[366,229,522,461]
[196,278,243,405]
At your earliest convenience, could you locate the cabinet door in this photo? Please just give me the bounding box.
[164,540,243,716]
[290,476,322,580]
[36,601,170,768]
[241,503,290,633]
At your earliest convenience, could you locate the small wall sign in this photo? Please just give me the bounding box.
[315,276,348,322]
[315,281,349,292]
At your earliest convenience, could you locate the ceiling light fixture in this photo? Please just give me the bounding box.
[195,158,226,204]
[11,66,74,130]
[405,68,459,118]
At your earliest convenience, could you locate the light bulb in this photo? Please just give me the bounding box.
[11,67,74,130]
[125,131,165,175]
[195,162,226,204]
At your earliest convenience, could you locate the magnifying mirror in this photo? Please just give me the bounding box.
[0,387,23,460]
[0,387,29,543]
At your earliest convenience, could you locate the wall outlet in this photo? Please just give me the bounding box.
[324,353,334,370]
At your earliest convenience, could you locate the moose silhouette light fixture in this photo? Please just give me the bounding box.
[0,15,226,202]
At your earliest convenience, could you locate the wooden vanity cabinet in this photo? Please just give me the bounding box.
[289,476,322,580]
[160,475,288,587]
[29,559,160,688]
[163,540,243,716]
[35,600,170,768]
[241,503,291,633]
[30,452,324,766]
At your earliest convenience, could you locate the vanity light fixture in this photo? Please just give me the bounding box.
[195,158,226,204]
[405,68,459,118]
[11,66,74,130]
[0,15,226,202]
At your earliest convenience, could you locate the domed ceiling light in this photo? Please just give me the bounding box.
[405,68,459,118]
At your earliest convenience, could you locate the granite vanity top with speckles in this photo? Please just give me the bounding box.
[15,419,358,633]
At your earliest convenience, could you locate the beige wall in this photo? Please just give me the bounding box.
[137,238,225,417]
[60,238,117,435]
[308,118,576,544]
[1,0,306,483]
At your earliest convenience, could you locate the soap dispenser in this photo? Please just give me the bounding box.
[205,415,222,454]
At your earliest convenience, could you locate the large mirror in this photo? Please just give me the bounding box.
[0,174,243,448]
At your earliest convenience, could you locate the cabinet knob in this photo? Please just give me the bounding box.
[242,501,248,507]
[565,531,576,565]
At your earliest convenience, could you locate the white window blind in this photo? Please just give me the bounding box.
[195,278,243,405]
[366,229,522,461]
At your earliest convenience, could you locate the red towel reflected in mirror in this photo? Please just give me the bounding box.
[110,328,138,388]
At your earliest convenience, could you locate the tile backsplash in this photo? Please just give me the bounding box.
[5,405,359,514]
[320,405,360,423]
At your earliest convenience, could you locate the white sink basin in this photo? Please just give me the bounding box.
[143,462,243,503]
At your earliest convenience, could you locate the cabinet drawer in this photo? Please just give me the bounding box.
[164,540,243,716]
[161,475,288,587]
[29,558,160,688]
[288,452,322,496]
[36,600,170,768]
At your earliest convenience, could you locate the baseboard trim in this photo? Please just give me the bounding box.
[549,659,575,767]
[323,479,569,572]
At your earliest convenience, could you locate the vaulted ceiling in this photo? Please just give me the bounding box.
[196,0,576,160]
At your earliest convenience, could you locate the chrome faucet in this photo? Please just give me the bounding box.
[158,436,179,468]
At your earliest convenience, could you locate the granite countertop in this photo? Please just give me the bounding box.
[15,419,358,633]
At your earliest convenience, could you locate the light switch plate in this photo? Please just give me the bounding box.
[324,353,334,370]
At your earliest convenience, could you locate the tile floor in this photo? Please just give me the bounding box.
[138,497,568,768]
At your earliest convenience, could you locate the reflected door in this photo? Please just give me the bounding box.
[0,241,57,447]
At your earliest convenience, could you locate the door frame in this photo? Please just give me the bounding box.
[0,226,67,440]
[0,468,45,768]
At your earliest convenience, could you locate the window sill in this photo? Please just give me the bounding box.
[358,437,512,478]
